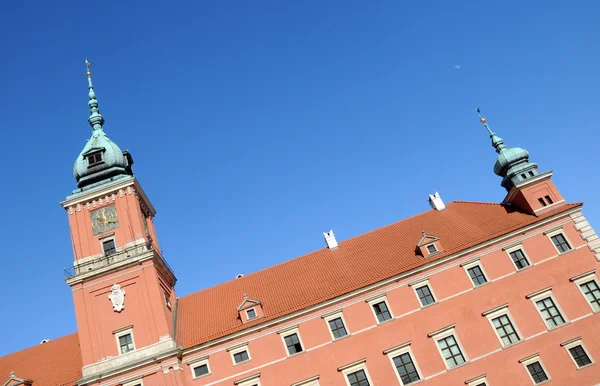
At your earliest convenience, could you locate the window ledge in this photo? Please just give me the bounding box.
[192,373,212,381]
[421,301,438,309]
[535,379,552,385]
[547,321,571,332]
[286,350,306,359]
[558,249,575,256]
[377,318,395,326]
[501,340,524,350]
[516,265,534,273]
[233,359,252,367]
[577,363,596,371]
[332,334,352,343]
[445,360,471,372]
[473,281,491,289]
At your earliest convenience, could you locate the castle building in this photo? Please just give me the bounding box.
[1,65,600,386]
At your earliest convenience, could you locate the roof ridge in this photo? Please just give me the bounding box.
[449,200,502,206]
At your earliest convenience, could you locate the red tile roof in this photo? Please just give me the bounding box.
[0,333,81,386]
[176,201,580,348]
[0,201,580,384]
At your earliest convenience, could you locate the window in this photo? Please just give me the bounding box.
[87,151,103,167]
[526,361,549,384]
[509,249,530,270]
[347,370,369,386]
[227,343,252,365]
[465,374,488,386]
[521,173,527,179]
[234,350,249,363]
[428,325,468,369]
[529,170,535,177]
[571,271,600,312]
[338,359,373,386]
[122,380,143,386]
[465,264,488,287]
[544,195,553,204]
[426,244,437,254]
[119,333,134,353]
[415,285,436,306]
[284,333,304,355]
[102,239,116,255]
[234,373,261,386]
[328,317,348,339]
[550,233,571,253]
[278,327,305,356]
[561,337,594,369]
[536,297,565,328]
[384,342,422,385]
[538,198,547,207]
[246,308,257,319]
[483,305,521,347]
[580,280,600,311]
[291,376,320,386]
[527,288,568,329]
[520,354,551,384]
[366,295,392,323]
[190,358,211,379]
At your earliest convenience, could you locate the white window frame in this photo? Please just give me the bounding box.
[426,243,438,254]
[561,337,595,369]
[544,228,573,255]
[570,270,600,313]
[504,244,532,271]
[482,304,522,348]
[99,233,116,255]
[427,325,469,369]
[227,342,252,365]
[189,356,211,379]
[526,287,569,330]
[278,326,305,357]
[322,311,350,341]
[291,375,320,386]
[122,379,144,386]
[338,359,375,386]
[384,341,423,386]
[519,353,551,385]
[246,307,257,320]
[234,373,261,386]
[465,374,488,386]
[462,259,489,288]
[410,279,437,308]
[113,326,135,355]
[365,293,394,324]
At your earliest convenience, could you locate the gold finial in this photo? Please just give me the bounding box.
[85,58,93,76]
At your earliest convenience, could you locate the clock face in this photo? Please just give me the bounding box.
[91,205,119,235]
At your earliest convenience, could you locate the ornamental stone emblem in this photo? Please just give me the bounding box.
[108,284,126,312]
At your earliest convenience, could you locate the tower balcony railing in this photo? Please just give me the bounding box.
[64,241,174,279]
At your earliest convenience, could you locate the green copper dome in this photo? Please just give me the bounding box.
[73,66,133,191]
[477,109,540,192]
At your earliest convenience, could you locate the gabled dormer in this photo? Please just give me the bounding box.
[416,231,443,257]
[237,294,264,323]
[2,372,32,386]
[82,147,106,168]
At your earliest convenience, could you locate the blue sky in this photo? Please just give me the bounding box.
[1,1,599,356]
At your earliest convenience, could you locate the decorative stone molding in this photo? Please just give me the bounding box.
[570,212,600,261]
[108,284,126,312]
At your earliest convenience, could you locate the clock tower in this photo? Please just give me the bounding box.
[61,62,181,385]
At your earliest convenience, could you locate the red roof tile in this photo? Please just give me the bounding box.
[0,333,81,386]
[176,201,580,348]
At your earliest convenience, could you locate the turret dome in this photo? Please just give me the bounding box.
[73,61,134,191]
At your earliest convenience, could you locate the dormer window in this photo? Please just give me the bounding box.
[416,231,442,257]
[237,294,264,323]
[246,308,257,319]
[87,151,104,167]
[426,244,437,254]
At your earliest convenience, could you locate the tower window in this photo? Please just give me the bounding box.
[521,173,527,179]
[538,198,547,207]
[87,152,103,167]
[545,195,554,204]
[102,239,116,255]
[119,333,134,354]
[529,170,535,177]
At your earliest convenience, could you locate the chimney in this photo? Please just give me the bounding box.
[323,230,338,250]
[428,192,446,211]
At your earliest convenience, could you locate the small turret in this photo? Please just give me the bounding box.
[72,60,134,192]
[477,108,539,192]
